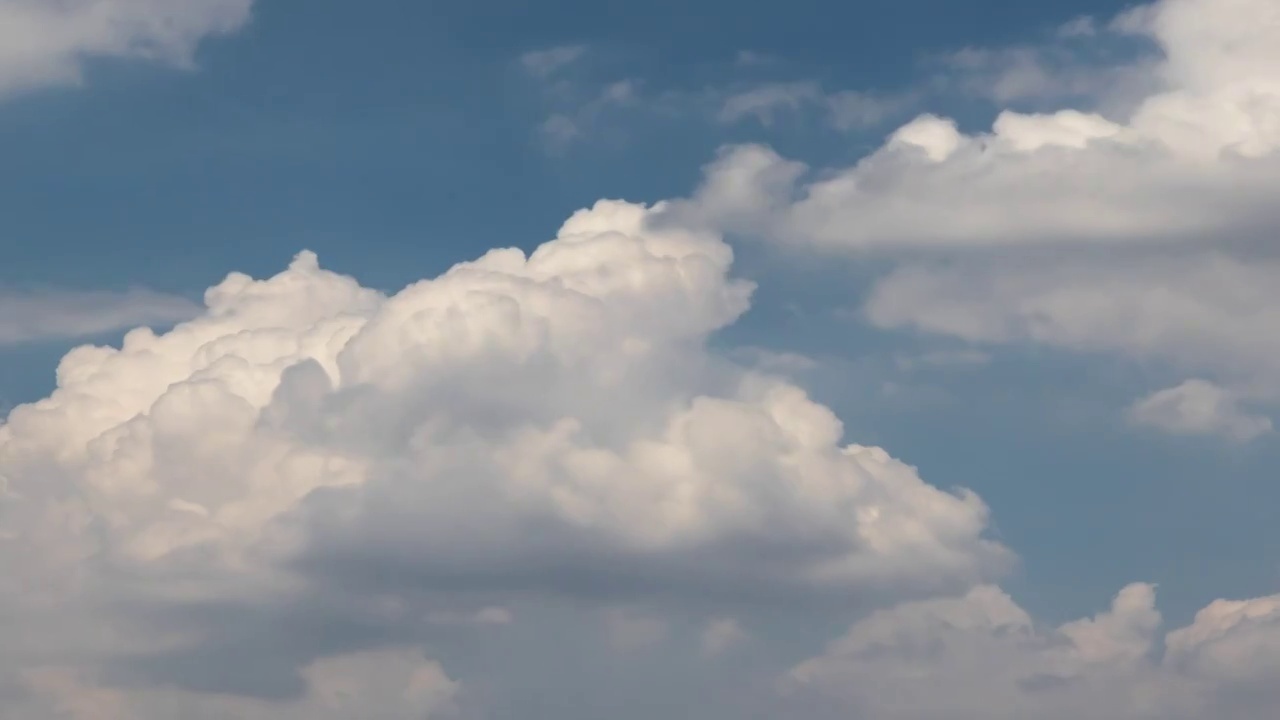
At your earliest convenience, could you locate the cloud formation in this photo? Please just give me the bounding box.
[1,200,1008,716]
[0,0,254,98]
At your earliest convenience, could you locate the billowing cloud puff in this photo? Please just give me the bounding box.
[0,200,1006,714]
[1,200,1002,589]
[0,0,253,98]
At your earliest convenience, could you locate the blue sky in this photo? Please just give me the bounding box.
[1,0,1135,288]
[3,1,1280,718]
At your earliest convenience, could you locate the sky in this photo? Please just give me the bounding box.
[2,0,1280,718]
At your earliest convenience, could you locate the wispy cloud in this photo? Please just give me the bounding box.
[717,81,915,130]
[0,286,200,346]
[520,44,587,78]
[537,79,640,152]
[1128,379,1273,443]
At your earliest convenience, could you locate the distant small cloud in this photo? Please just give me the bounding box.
[733,50,779,66]
[717,81,822,126]
[520,44,587,78]
[535,79,640,152]
[717,81,914,131]
[1057,15,1099,38]
[825,89,917,130]
[1128,380,1272,443]
[701,618,749,657]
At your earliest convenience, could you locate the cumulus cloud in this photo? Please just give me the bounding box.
[0,286,200,346]
[0,0,254,98]
[0,200,1007,716]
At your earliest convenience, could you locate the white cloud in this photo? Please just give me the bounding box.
[0,0,254,99]
[1128,380,1272,442]
[3,202,998,588]
[0,286,200,346]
